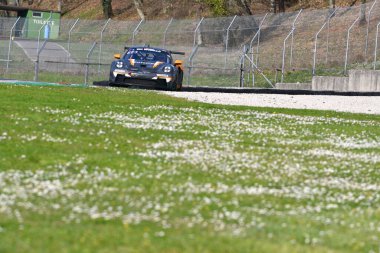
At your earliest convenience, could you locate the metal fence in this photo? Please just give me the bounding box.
[1,1,380,88]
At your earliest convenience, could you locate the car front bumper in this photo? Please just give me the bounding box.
[110,69,174,86]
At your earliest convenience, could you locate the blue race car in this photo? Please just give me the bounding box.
[109,46,184,91]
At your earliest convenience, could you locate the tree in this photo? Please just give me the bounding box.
[101,0,113,19]
[329,0,335,9]
[270,0,276,13]
[237,0,253,15]
[133,0,145,20]
[0,0,9,17]
[359,0,366,24]
[278,0,285,12]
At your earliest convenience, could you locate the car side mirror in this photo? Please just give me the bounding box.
[114,54,121,59]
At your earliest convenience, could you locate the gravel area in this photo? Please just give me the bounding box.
[163,92,380,115]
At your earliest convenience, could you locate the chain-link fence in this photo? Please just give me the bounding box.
[1,1,380,88]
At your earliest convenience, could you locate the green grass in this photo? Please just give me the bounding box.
[0,84,380,253]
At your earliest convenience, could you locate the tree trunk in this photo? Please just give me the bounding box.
[58,0,62,12]
[279,0,285,12]
[329,0,335,9]
[0,0,9,17]
[359,0,366,24]
[270,0,276,13]
[133,0,145,20]
[238,0,252,15]
[101,0,113,19]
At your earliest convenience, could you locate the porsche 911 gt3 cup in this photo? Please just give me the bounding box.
[109,46,184,91]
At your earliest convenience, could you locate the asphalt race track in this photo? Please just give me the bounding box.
[93,80,380,97]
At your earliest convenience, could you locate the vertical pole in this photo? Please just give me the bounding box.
[256,13,268,67]
[6,17,20,73]
[344,17,360,75]
[240,45,247,87]
[248,13,268,86]
[281,31,293,83]
[34,40,48,82]
[281,10,302,83]
[132,19,144,45]
[289,9,302,70]
[98,18,111,74]
[37,14,52,55]
[312,8,338,76]
[193,17,204,47]
[187,45,199,86]
[365,0,377,60]
[326,17,331,63]
[85,42,97,86]
[256,29,261,66]
[67,18,80,57]
[313,34,319,76]
[224,15,237,69]
[290,30,295,68]
[163,18,173,48]
[374,22,380,70]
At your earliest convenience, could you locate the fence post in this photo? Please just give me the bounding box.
[365,0,378,60]
[6,16,20,73]
[187,44,199,86]
[281,9,302,83]
[289,9,302,70]
[239,45,248,87]
[85,42,98,86]
[224,15,237,69]
[131,19,144,45]
[312,8,338,76]
[98,18,111,73]
[325,8,335,64]
[255,15,267,67]
[244,53,274,88]
[193,17,204,47]
[344,16,360,75]
[163,18,173,48]
[34,40,48,82]
[37,13,52,56]
[248,13,268,86]
[67,18,80,58]
[373,22,380,70]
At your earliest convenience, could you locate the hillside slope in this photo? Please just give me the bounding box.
[19,0,367,20]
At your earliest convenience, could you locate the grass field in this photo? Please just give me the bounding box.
[0,84,379,253]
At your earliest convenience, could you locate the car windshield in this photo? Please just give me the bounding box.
[124,49,172,63]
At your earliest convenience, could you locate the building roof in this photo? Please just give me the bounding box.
[0,4,60,14]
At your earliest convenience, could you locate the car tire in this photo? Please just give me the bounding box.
[176,69,183,91]
[168,69,183,91]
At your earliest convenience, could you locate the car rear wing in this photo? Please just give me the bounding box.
[123,46,185,55]
[169,51,185,55]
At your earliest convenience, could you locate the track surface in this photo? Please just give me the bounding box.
[93,81,380,96]
[14,40,76,71]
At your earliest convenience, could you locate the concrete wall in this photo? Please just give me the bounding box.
[312,70,380,92]
[312,76,349,91]
[275,83,312,90]
[348,70,380,92]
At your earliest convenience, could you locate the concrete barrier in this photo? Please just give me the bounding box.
[348,70,380,92]
[275,83,312,90]
[312,76,349,91]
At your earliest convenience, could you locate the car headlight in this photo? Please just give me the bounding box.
[164,66,172,73]
[116,61,123,68]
